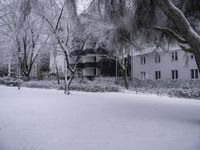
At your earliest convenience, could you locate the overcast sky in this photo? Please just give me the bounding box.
[77,0,92,14]
[56,0,92,14]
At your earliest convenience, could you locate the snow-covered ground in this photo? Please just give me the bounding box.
[0,86,200,150]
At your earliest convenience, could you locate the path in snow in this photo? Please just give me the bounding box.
[0,86,200,150]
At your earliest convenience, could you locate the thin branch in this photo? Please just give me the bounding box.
[65,22,70,48]
[31,34,50,66]
[55,1,65,31]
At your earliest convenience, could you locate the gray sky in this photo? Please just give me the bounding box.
[56,0,92,14]
[77,0,92,14]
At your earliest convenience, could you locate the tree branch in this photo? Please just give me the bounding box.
[179,44,193,53]
[153,26,188,44]
[155,0,200,44]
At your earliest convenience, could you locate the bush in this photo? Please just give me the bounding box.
[131,78,200,89]
[2,76,200,98]
[0,77,20,86]
[129,78,200,99]
[0,77,118,92]
[0,77,119,92]
[21,80,59,89]
[168,88,200,99]
[58,77,120,92]
[0,77,4,85]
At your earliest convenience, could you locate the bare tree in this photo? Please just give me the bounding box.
[42,1,90,94]
[0,0,49,81]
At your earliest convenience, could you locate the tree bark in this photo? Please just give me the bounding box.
[55,65,60,84]
[123,57,129,89]
[155,0,200,71]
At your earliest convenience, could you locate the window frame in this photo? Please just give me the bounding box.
[172,51,178,61]
[191,69,198,79]
[141,71,146,80]
[155,71,161,80]
[155,54,161,63]
[172,70,178,79]
[140,56,146,65]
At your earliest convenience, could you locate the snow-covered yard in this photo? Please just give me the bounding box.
[0,86,200,150]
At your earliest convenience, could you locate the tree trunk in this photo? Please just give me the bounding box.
[64,72,69,95]
[64,71,75,95]
[123,68,129,89]
[67,72,75,93]
[55,65,60,84]
[155,0,200,71]
[64,79,69,95]
[23,74,30,81]
[123,58,129,89]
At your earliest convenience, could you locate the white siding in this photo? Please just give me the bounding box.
[50,53,65,73]
[132,50,199,80]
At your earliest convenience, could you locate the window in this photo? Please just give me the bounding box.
[172,70,178,79]
[172,51,178,61]
[140,56,146,65]
[141,72,146,80]
[191,69,198,79]
[155,54,161,63]
[155,71,161,80]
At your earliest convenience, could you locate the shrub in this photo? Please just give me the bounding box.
[58,77,120,92]
[129,78,200,99]
[0,77,20,86]
[168,88,200,99]
[0,77,119,92]
[22,80,62,89]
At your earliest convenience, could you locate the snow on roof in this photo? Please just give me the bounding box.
[132,43,182,56]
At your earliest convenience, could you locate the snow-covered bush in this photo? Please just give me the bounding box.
[0,77,20,86]
[8,77,120,92]
[59,77,120,92]
[168,88,200,99]
[129,78,200,99]
[22,80,60,89]
[0,77,4,85]
[131,78,200,89]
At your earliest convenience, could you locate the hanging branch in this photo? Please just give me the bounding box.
[153,26,188,44]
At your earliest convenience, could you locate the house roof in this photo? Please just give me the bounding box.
[132,43,182,56]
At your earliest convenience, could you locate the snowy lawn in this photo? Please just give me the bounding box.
[0,86,200,150]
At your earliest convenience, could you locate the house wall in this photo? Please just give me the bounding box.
[50,52,100,77]
[131,50,199,80]
[50,53,65,73]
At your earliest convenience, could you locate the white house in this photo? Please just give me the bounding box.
[131,45,199,80]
